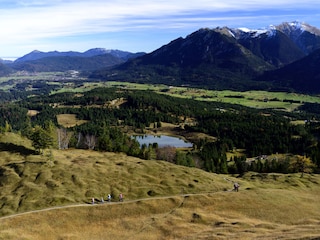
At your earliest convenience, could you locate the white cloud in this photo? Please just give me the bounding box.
[1,0,318,34]
[1,0,320,56]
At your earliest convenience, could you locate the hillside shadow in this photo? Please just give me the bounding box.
[0,142,37,156]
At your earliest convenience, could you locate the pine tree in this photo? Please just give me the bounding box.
[219,153,228,174]
[30,125,54,154]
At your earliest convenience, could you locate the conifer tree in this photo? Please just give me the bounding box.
[30,125,54,154]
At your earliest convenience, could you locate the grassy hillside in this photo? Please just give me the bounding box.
[0,133,320,239]
[0,133,231,215]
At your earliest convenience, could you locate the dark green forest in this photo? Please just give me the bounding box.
[1,86,320,174]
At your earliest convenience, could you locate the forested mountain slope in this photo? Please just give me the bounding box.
[90,21,320,93]
[256,48,320,94]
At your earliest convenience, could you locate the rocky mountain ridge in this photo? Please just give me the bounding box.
[89,21,320,93]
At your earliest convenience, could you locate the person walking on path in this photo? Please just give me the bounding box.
[108,194,112,202]
[119,193,123,202]
[233,182,240,192]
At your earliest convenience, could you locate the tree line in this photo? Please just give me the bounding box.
[1,87,320,174]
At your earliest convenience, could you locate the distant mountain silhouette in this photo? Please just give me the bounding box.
[14,50,82,63]
[14,48,145,63]
[11,54,124,72]
[9,49,145,72]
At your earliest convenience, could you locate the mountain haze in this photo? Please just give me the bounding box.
[11,54,124,72]
[14,50,83,63]
[8,49,145,72]
[14,48,145,63]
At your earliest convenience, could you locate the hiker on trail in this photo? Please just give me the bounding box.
[92,198,95,204]
[101,197,104,203]
[233,182,240,192]
[108,194,112,202]
[119,193,123,202]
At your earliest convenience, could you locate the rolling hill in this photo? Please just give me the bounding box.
[0,132,319,239]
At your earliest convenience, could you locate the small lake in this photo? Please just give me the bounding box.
[132,135,193,148]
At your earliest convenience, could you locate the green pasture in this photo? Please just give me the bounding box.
[87,81,320,112]
[2,74,320,112]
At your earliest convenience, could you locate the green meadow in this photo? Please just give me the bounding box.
[0,132,319,239]
[1,72,319,112]
[54,80,320,112]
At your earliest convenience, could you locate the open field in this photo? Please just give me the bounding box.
[54,81,320,112]
[159,87,320,111]
[0,133,320,239]
[56,113,88,127]
[2,71,318,112]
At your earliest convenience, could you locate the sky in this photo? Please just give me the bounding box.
[1,0,320,60]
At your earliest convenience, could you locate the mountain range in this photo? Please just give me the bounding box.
[1,21,320,94]
[13,48,144,62]
[1,49,145,72]
[90,21,320,93]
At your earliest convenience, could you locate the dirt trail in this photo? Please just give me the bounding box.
[0,192,220,221]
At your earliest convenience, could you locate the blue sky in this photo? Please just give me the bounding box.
[1,0,320,59]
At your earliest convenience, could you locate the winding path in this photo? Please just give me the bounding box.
[0,176,237,221]
[0,191,230,221]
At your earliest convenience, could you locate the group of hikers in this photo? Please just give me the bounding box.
[91,182,239,204]
[91,193,123,204]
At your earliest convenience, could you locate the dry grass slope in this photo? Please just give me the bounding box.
[0,133,319,239]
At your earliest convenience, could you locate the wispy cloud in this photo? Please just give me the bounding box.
[1,0,320,56]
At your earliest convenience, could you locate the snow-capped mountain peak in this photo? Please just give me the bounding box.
[231,25,276,39]
[229,21,320,42]
[276,21,320,36]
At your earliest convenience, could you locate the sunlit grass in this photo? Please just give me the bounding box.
[56,114,88,127]
[52,81,320,112]
[0,131,320,239]
[0,176,319,239]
